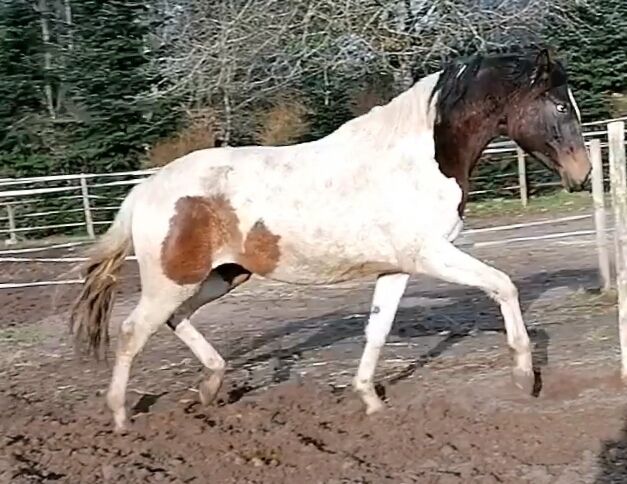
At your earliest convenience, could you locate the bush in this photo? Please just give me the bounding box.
[254,99,310,146]
[348,82,391,117]
[143,108,217,168]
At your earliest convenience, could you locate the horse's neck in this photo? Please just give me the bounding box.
[325,73,441,148]
[434,104,502,216]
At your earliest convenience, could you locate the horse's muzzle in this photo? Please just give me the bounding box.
[559,147,592,192]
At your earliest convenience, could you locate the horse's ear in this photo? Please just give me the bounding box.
[531,48,553,89]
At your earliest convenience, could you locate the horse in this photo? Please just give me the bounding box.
[70,48,591,432]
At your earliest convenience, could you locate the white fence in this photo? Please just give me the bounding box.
[0,117,626,290]
[1,117,626,245]
[576,120,627,377]
[2,120,626,384]
[605,122,627,377]
[0,169,155,243]
[0,212,608,291]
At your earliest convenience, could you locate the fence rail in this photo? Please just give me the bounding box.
[0,116,625,254]
[0,217,609,290]
[2,119,626,384]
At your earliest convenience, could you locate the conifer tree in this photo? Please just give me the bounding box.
[547,0,627,120]
[0,0,47,173]
[65,0,178,171]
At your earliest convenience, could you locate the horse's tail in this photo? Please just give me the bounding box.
[69,184,140,360]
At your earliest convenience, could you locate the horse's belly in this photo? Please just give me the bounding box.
[266,255,398,285]
[258,227,400,284]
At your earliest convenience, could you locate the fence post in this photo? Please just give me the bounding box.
[608,121,627,378]
[79,175,95,239]
[517,147,528,207]
[589,139,611,292]
[5,204,17,245]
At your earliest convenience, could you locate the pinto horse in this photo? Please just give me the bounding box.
[70,48,591,432]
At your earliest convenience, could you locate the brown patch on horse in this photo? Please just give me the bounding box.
[161,195,239,285]
[162,199,280,284]
[238,220,281,275]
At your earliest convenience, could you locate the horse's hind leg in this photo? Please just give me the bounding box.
[107,283,192,432]
[167,264,251,405]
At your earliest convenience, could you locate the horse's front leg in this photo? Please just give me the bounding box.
[354,273,409,414]
[416,238,533,393]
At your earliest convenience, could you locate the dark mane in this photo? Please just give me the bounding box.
[429,48,568,121]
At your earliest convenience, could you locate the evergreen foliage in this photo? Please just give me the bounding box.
[0,0,624,179]
[0,0,180,176]
[64,1,179,172]
[0,1,48,175]
[547,0,627,120]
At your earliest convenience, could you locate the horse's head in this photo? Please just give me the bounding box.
[503,49,591,192]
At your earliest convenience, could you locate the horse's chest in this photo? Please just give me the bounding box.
[392,162,464,240]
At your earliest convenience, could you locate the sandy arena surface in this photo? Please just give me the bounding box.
[2,209,627,483]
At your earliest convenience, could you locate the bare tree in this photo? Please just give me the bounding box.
[149,0,342,143]
[322,0,586,88]
[147,0,585,140]
[32,0,76,121]
[36,0,56,119]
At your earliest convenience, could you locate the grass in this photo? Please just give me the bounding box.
[466,190,594,220]
[0,326,45,345]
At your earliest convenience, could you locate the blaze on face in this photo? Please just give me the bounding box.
[507,51,591,192]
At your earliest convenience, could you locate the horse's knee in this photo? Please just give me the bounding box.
[115,317,136,350]
[492,272,518,303]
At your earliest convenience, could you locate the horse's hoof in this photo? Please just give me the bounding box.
[111,409,129,434]
[112,421,128,434]
[511,367,534,395]
[364,397,385,415]
[199,375,223,406]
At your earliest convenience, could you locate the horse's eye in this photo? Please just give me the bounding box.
[556,104,567,113]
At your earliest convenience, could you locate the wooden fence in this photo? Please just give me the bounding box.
[1,118,626,244]
[588,120,627,377]
[1,118,625,380]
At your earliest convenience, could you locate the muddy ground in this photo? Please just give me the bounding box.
[2,209,627,483]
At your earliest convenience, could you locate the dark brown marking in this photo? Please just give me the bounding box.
[213,263,251,287]
[238,220,281,275]
[161,195,239,285]
[432,49,587,215]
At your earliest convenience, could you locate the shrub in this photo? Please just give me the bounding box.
[254,99,310,146]
[143,108,217,168]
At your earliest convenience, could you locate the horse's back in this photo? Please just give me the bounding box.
[129,136,463,285]
[129,143,319,249]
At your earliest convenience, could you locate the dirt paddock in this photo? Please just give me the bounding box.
[2,210,627,483]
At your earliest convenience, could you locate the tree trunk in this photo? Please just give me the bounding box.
[38,0,56,119]
[223,88,232,146]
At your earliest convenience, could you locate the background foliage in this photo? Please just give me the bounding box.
[0,0,624,191]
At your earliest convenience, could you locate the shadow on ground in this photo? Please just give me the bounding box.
[596,410,627,483]
[225,268,597,390]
